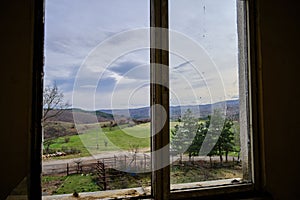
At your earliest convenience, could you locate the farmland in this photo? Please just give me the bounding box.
[44,122,181,159]
[42,160,242,195]
[42,110,242,197]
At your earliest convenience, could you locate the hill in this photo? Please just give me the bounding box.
[100,99,239,120]
[45,109,114,124]
[45,100,239,123]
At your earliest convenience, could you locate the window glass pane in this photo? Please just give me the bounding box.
[43,0,151,198]
[169,0,246,190]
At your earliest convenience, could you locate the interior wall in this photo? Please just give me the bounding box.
[0,1,33,199]
[0,0,300,199]
[258,0,300,199]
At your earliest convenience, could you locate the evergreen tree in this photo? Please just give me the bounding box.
[171,109,236,164]
[171,109,198,162]
[208,111,235,163]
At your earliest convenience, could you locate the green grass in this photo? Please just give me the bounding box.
[104,124,150,150]
[102,169,151,190]
[78,123,151,152]
[47,122,181,154]
[228,151,240,157]
[45,121,240,160]
[42,175,67,183]
[171,162,242,184]
[46,123,152,158]
[42,171,151,195]
[42,161,241,195]
[42,174,100,195]
[56,174,100,194]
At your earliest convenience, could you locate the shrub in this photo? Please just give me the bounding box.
[64,137,70,143]
[43,148,57,155]
[61,146,68,152]
[70,147,81,154]
[60,146,81,155]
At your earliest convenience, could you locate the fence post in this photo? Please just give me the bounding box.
[144,154,147,171]
[124,155,127,168]
[67,163,69,176]
[74,159,82,174]
[96,161,107,190]
[102,162,106,190]
[114,155,117,168]
[134,153,137,170]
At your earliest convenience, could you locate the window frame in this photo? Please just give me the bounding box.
[30,0,44,199]
[150,0,170,199]
[151,0,260,199]
[30,0,266,199]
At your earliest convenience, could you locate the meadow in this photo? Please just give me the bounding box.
[45,121,240,159]
[42,121,242,196]
[46,122,181,159]
[42,160,242,195]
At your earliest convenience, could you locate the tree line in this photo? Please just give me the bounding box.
[171,109,239,164]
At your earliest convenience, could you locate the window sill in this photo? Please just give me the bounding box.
[171,178,243,191]
[170,178,256,200]
[7,180,271,200]
[41,187,151,200]
[7,179,256,200]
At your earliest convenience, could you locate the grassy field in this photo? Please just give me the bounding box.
[42,174,101,195]
[170,161,242,184]
[46,122,182,159]
[42,161,241,195]
[42,172,151,195]
[42,120,242,196]
[48,123,151,155]
[45,121,240,160]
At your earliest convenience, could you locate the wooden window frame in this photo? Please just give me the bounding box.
[150,0,266,199]
[150,0,170,200]
[29,0,267,199]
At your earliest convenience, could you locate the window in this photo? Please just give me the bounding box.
[34,0,255,199]
[151,1,253,199]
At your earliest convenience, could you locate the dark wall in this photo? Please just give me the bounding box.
[0,0,300,199]
[0,1,33,199]
[259,0,300,199]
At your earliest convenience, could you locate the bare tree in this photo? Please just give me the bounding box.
[42,83,70,122]
[42,83,70,153]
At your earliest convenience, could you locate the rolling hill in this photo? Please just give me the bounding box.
[45,99,239,123]
[45,109,114,124]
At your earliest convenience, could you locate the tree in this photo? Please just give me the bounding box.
[171,109,199,162]
[207,110,235,163]
[42,82,70,122]
[187,109,236,165]
[170,108,236,166]
[42,83,70,153]
[43,123,67,139]
[188,119,209,157]
[220,119,235,162]
[185,115,217,166]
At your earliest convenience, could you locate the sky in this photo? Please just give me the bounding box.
[44,0,239,110]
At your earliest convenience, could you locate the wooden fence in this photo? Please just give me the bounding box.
[42,153,151,176]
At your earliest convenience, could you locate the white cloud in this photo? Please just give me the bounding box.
[45,0,239,110]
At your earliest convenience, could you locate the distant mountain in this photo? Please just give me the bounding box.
[100,99,239,120]
[45,109,114,124]
[45,99,239,123]
[100,107,150,120]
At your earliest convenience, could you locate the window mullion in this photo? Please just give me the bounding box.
[150,0,170,199]
[237,0,253,183]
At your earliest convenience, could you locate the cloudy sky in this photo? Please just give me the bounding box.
[45,0,239,110]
